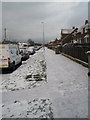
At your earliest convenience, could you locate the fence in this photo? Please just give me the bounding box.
[62,44,90,63]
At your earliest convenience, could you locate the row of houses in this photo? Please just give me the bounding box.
[48,20,90,50]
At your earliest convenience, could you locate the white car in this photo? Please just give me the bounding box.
[0,42,22,71]
[27,46,35,55]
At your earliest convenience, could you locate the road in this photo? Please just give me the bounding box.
[1,47,88,118]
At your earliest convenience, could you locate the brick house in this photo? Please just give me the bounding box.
[61,20,90,45]
[79,20,89,44]
[48,38,61,50]
[72,20,90,44]
[61,27,78,45]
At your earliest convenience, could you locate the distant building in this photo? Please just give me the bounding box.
[48,38,61,50]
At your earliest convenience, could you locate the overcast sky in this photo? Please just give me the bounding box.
[2,2,88,43]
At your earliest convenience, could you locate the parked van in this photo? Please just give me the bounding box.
[0,42,22,71]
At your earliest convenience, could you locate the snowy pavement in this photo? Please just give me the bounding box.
[45,48,88,118]
[2,47,88,118]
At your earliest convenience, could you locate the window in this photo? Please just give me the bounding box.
[16,50,18,55]
[10,50,13,54]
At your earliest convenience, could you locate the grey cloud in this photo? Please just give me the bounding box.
[2,2,88,43]
[0,2,2,40]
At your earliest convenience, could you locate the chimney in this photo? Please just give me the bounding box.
[85,20,88,25]
[72,26,75,29]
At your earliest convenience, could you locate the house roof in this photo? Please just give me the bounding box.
[61,29,73,34]
[79,24,89,31]
[84,34,89,38]
[49,40,55,43]
[61,28,78,45]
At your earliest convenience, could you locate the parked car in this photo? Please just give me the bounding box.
[0,42,22,71]
[27,46,35,55]
[20,48,29,61]
[34,46,41,51]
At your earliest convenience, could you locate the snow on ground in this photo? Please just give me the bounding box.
[45,48,88,118]
[2,48,54,118]
[2,98,53,118]
[2,47,88,118]
[1,48,47,92]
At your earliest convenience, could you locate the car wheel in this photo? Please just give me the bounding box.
[12,63,15,71]
[20,60,22,65]
[88,72,90,76]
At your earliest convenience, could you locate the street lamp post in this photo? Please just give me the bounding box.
[4,28,6,41]
[41,22,44,49]
[88,24,90,43]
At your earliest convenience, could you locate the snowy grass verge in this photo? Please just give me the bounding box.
[2,48,47,92]
[2,98,53,118]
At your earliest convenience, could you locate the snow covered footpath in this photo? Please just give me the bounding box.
[2,47,88,118]
[45,48,88,118]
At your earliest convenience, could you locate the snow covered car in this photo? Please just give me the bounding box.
[0,42,22,71]
[34,46,41,51]
[27,47,35,55]
[20,48,29,61]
